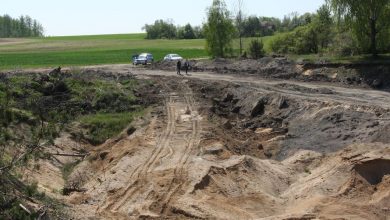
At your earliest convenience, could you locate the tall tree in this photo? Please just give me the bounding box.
[313,4,333,49]
[327,0,390,56]
[243,16,261,37]
[183,24,196,39]
[204,0,236,58]
[235,0,245,56]
[0,14,44,37]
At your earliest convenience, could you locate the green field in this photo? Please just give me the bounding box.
[0,33,276,70]
[0,33,206,70]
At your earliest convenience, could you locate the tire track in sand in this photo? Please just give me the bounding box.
[101,93,177,212]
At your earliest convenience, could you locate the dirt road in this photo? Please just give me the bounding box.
[93,64,390,108]
[29,64,389,219]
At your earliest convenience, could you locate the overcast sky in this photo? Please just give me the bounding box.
[0,0,325,36]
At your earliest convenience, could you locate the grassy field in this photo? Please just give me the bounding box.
[0,33,207,70]
[0,33,277,70]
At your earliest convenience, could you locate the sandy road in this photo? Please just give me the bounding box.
[98,78,202,218]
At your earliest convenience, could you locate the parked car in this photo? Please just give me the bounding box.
[131,54,139,63]
[163,54,183,61]
[133,53,154,65]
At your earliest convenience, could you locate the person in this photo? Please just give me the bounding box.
[184,60,190,75]
[177,60,182,75]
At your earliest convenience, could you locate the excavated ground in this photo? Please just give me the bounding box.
[17,64,390,219]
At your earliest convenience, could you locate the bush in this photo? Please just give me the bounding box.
[269,33,294,54]
[248,39,265,59]
[329,30,360,56]
[79,111,141,145]
[270,25,319,55]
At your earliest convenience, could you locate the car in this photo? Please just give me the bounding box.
[131,54,139,63]
[133,53,154,65]
[163,54,183,61]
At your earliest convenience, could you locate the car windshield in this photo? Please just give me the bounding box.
[138,55,146,59]
[172,54,180,58]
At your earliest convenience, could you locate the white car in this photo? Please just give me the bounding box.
[163,54,183,61]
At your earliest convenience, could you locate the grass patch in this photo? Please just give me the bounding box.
[61,160,81,181]
[79,111,143,145]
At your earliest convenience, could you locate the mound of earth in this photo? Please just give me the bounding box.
[152,58,390,90]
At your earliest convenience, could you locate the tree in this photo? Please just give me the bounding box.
[327,0,390,56]
[143,19,177,39]
[0,14,44,37]
[248,39,265,59]
[312,4,333,50]
[193,26,204,39]
[234,0,245,56]
[204,0,236,58]
[243,16,260,37]
[182,24,196,39]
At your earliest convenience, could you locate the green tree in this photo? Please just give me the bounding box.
[0,14,44,37]
[242,16,260,37]
[248,39,265,59]
[327,0,390,56]
[204,0,236,58]
[193,26,204,39]
[143,19,177,39]
[312,4,333,50]
[234,0,245,56]
[182,24,196,39]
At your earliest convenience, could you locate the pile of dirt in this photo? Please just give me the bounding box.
[151,58,390,90]
[190,79,390,159]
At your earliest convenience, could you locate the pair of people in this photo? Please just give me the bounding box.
[177,60,190,76]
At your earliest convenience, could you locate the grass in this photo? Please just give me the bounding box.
[0,33,278,70]
[0,33,208,70]
[79,111,143,145]
[61,160,81,181]
[3,32,385,69]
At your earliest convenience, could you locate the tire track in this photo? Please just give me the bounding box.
[159,84,202,215]
[101,80,202,217]
[101,93,177,212]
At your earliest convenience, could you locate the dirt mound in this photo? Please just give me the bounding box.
[170,156,292,219]
[151,58,390,90]
[192,79,390,159]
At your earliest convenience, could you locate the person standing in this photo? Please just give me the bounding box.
[184,60,190,75]
[177,60,182,75]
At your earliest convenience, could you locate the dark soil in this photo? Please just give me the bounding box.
[151,58,390,91]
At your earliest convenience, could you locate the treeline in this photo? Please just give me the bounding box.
[240,13,314,37]
[142,20,203,39]
[145,0,390,57]
[142,13,319,40]
[270,5,333,55]
[0,14,44,38]
[270,1,390,56]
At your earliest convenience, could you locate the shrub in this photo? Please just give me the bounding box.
[329,30,360,56]
[270,25,319,55]
[248,39,265,59]
[79,111,141,145]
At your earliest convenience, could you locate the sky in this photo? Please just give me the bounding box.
[0,0,325,36]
